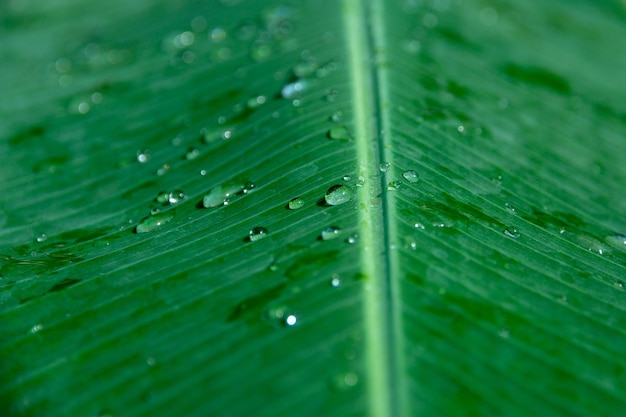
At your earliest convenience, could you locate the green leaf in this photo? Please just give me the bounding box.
[1,0,626,416]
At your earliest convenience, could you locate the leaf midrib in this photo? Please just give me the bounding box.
[344,0,407,416]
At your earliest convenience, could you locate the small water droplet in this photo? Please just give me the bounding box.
[156,191,170,204]
[36,234,47,243]
[185,148,200,160]
[379,162,391,172]
[281,80,306,99]
[505,202,516,213]
[156,163,170,176]
[203,183,243,208]
[414,222,425,230]
[150,207,161,215]
[342,174,351,181]
[321,226,341,240]
[324,184,354,206]
[402,170,419,183]
[222,129,234,140]
[135,211,175,234]
[614,280,624,289]
[136,150,150,163]
[346,233,359,244]
[330,111,344,122]
[409,241,417,250]
[387,180,402,190]
[288,197,305,210]
[356,175,366,187]
[329,372,359,391]
[249,227,268,242]
[30,323,44,334]
[503,227,520,239]
[285,314,297,326]
[168,190,185,205]
[324,88,340,101]
[246,95,267,109]
[327,125,351,141]
[330,274,341,287]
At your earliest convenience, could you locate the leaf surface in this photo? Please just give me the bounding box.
[1,0,626,416]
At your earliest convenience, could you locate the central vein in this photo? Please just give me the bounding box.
[343,0,407,416]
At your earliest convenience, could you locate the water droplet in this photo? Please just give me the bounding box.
[150,207,161,215]
[136,150,150,163]
[414,222,425,230]
[222,129,234,140]
[135,211,175,234]
[288,197,305,210]
[281,80,306,99]
[203,183,243,208]
[379,162,391,172]
[577,234,607,255]
[387,181,402,190]
[505,202,516,213]
[324,88,340,101]
[285,314,297,326]
[605,234,626,251]
[249,227,268,242]
[409,241,417,250]
[30,324,44,334]
[346,233,359,244]
[614,280,624,289]
[321,226,341,240]
[329,372,359,391]
[356,176,366,187]
[330,274,341,287]
[327,125,351,141]
[402,170,419,183]
[168,190,185,205]
[242,182,256,194]
[156,163,170,176]
[330,110,344,122]
[200,169,207,176]
[324,184,354,206]
[246,95,267,109]
[185,148,200,160]
[342,174,351,181]
[36,234,47,243]
[156,191,169,204]
[503,227,520,239]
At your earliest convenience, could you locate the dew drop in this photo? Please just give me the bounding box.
[135,211,175,234]
[324,184,354,206]
[185,148,200,160]
[504,202,516,213]
[330,110,344,122]
[242,182,256,194]
[503,227,520,239]
[379,162,391,172]
[342,174,351,181]
[31,323,44,334]
[150,207,161,215]
[614,280,624,289]
[246,95,267,109]
[136,150,150,163]
[281,80,306,99]
[222,129,234,140]
[36,234,47,243]
[402,170,419,183]
[605,234,626,251]
[387,180,402,190]
[285,314,297,326]
[203,183,243,208]
[414,222,425,230]
[156,191,170,204]
[324,88,340,101]
[288,197,305,210]
[327,125,351,141]
[330,274,341,287]
[249,227,268,242]
[168,190,185,205]
[321,226,341,240]
[346,233,359,244]
[356,175,366,187]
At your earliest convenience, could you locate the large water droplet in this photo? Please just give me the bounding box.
[203,183,243,208]
[503,227,520,239]
[324,184,354,206]
[402,170,419,183]
[288,197,304,210]
[321,226,341,240]
[135,211,175,234]
[605,234,626,251]
[249,227,268,242]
